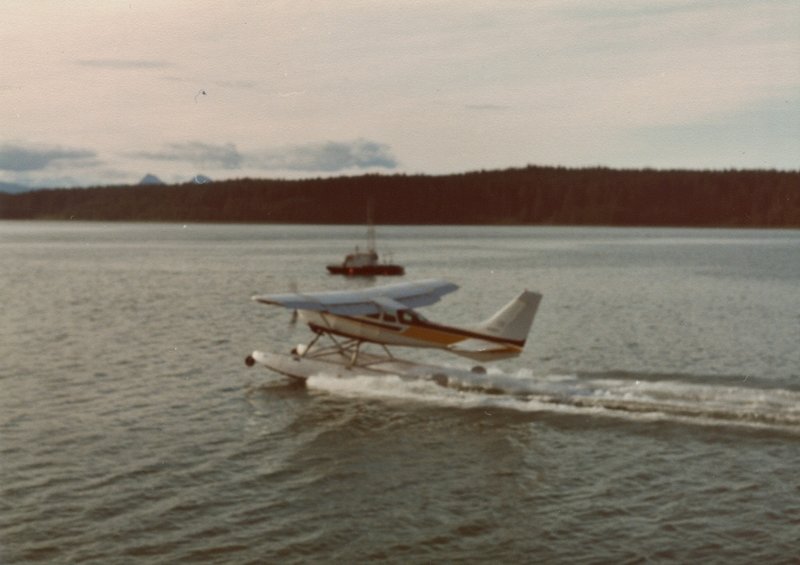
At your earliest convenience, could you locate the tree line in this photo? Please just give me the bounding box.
[1,165,798,227]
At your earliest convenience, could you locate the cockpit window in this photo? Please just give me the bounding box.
[399,310,425,323]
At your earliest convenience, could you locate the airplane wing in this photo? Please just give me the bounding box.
[252,278,459,316]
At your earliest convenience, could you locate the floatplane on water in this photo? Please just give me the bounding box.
[245,279,542,384]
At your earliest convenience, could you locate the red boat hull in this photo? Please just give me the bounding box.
[326,264,405,276]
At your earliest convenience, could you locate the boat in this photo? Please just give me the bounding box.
[326,206,404,276]
[326,249,404,276]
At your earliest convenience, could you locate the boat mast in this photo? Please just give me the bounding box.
[366,199,376,253]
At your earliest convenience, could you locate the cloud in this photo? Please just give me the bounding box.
[465,104,510,111]
[0,143,96,172]
[214,79,259,90]
[130,140,398,173]
[75,59,169,69]
[254,140,398,172]
[130,142,243,169]
[618,95,800,169]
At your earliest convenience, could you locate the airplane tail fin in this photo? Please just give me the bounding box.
[472,290,542,345]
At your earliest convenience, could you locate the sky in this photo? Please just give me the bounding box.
[2,0,799,189]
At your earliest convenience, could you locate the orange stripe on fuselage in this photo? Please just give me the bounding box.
[341,315,473,346]
[316,313,524,351]
[399,323,465,346]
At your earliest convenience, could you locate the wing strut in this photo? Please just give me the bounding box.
[350,341,361,367]
[290,328,397,369]
[380,343,394,359]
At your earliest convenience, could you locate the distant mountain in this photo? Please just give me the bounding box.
[193,174,212,184]
[0,181,32,194]
[2,174,212,192]
[139,173,165,185]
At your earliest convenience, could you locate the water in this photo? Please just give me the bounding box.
[1,222,799,563]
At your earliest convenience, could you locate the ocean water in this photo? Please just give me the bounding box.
[1,222,799,564]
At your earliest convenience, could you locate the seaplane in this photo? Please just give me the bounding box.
[244,279,543,385]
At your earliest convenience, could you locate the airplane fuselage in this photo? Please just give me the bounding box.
[249,280,542,371]
[300,309,524,361]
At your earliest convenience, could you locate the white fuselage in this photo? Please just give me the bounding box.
[300,309,524,361]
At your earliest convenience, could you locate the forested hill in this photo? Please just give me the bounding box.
[1,166,798,227]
